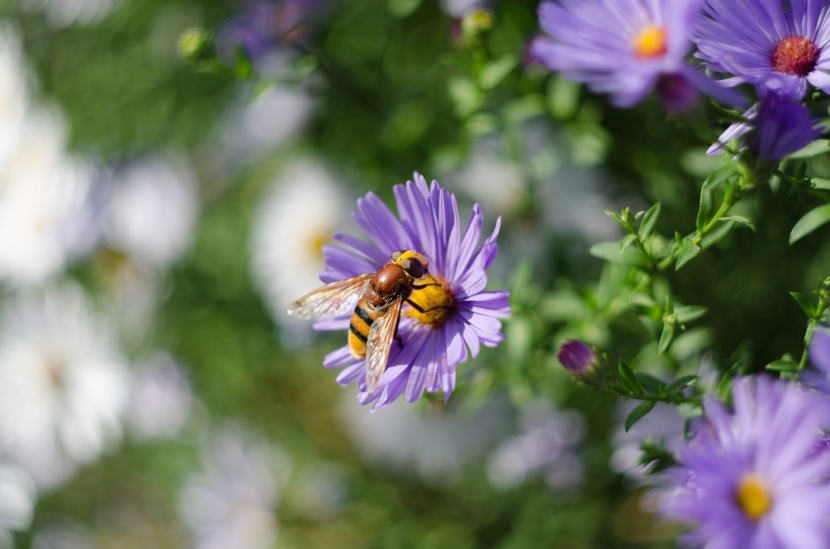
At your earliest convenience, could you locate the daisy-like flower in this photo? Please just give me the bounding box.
[708,92,823,161]
[251,158,349,345]
[103,156,199,272]
[694,0,830,99]
[529,0,738,109]
[658,375,830,548]
[0,283,129,488]
[312,174,510,410]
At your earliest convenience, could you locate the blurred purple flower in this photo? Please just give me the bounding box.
[693,0,830,99]
[529,0,738,109]
[658,376,830,548]
[487,400,585,494]
[708,93,822,160]
[317,174,510,411]
[217,0,321,62]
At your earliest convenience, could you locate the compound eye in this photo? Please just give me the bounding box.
[391,250,404,261]
[401,258,424,278]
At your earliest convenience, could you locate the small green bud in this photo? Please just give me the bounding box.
[461,8,493,44]
[178,28,212,62]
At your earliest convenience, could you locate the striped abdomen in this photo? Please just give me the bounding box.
[348,297,386,358]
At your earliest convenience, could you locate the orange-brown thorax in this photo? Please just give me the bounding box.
[365,262,414,308]
[348,261,417,358]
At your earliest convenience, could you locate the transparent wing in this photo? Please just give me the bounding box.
[286,273,372,319]
[365,296,402,394]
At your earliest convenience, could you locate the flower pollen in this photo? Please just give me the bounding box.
[771,36,819,76]
[736,473,772,521]
[633,25,667,59]
[406,274,454,327]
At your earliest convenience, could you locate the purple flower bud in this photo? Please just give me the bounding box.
[557,340,596,376]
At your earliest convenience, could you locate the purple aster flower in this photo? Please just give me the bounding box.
[658,375,830,548]
[708,92,822,160]
[806,325,830,394]
[529,0,740,109]
[809,325,830,374]
[694,0,830,99]
[217,0,321,62]
[313,174,510,411]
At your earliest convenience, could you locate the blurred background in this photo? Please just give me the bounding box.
[0,0,827,547]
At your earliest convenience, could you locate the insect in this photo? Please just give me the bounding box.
[287,250,441,393]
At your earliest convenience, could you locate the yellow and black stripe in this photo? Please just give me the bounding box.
[348,297,384,358]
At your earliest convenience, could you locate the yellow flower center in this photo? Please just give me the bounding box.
[633,25,668,59]
[735,473,773,521]
[406,274,454,327]
[308,232,328,256]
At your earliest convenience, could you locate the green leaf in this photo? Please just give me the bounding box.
[675,239,701,270]
[701,162,738,193]
[810,177,830,191]
[674,305,708,324]
[625,400,656,432]
[658,320,675,355]
[479,55,518,90]
[720,215,755,232]
[448,77,483,118]
[790,204,830,244]
[620,234,637,253]
[699,219,736,249]
[696,185,715,232]
[618,361,644,395]
[788,138,830,159]
[635,372,664,394]
[765,358,799,373]
[604,210,627,231]
[665,375,699,397]
[547,76,580,120]
[639,203,661,240]
[590,241,643,265]
[790,291,817,318]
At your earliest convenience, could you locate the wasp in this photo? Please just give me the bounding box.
[287,250,442,393]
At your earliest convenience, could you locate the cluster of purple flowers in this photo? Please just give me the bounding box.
[531,0,827,161]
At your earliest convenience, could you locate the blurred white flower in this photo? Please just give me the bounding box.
[0,106,98,287]
[0,283,129,488]
[222,84,316,163]
[103,156,199,271]
[179,426,289,549]
[0,24,31,172]
[486,400,586,494]
[250,158,349,345]
[453,139,527,219]
[338,394,512,484]
[610,401,686,484]
[440,0,487,18]
[126,352,194,441]
[18,0,123,28]
[31,519,94,549]
[0,463,37,549]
